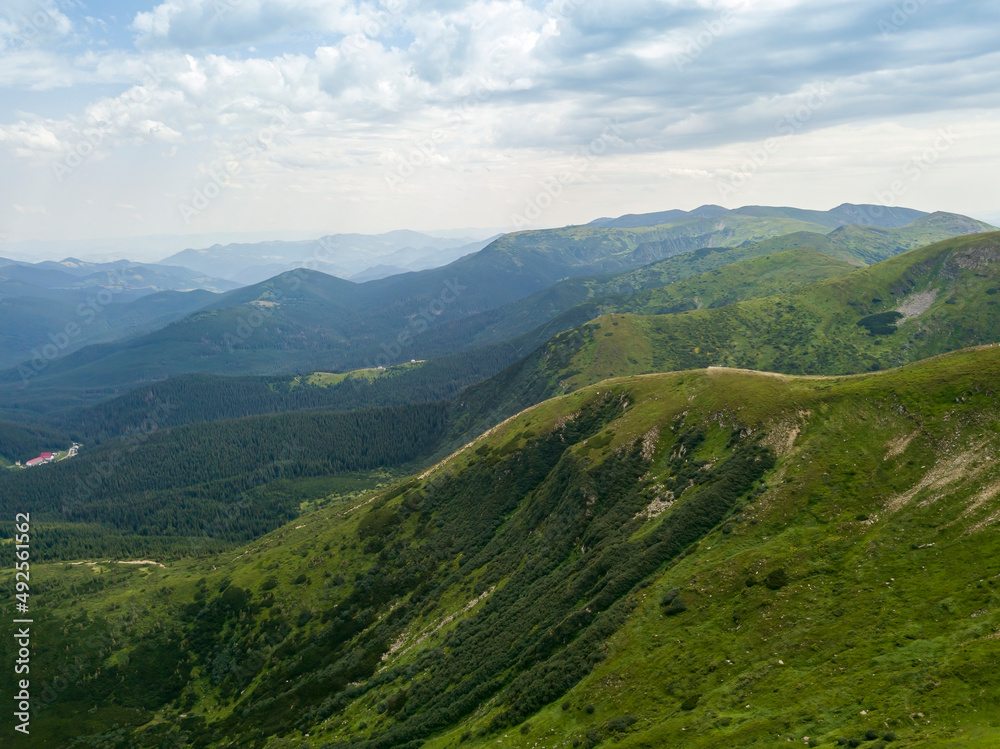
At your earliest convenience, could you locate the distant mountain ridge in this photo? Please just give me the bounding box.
[457,230,1000,433]
[588,202,928,229]
[161,231,496,284]
[0,208,992,413]
[0,257,238,296]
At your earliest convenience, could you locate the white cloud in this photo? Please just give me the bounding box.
[0,0,998,242]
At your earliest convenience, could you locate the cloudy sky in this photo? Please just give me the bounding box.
[1,0,998,248]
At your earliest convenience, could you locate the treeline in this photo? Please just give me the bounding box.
[209,394,774,747]
[0,402,449,560]
[0,419,69,463]
[51,343,521,444]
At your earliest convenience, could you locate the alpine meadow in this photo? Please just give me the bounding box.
[2,1,1000,748]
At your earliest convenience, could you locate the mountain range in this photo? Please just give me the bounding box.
[1,204,991,416]
[3,202,1000,748]
[160,230,497,285]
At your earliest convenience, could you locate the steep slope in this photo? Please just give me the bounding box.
[457,232,1000,436]
[5,347,1000,747]
[321,213,993,364]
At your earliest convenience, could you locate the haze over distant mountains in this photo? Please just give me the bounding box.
[0,202,993,416]
[159,231,499,285]
[3,201,1000,748]
[587,202,929,229]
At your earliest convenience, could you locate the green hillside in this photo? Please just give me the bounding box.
[6,210,987,424]
[587,202,929,230]
[0,402,449,560]
[425,212,993,354]
[742,212,994,266]
[458,232,1000,436]
[5,346,1000,747]
[34,246,852,443]
[9,212,988,415]
[0,289,218,371]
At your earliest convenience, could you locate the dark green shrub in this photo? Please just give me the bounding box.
[585,703,595,714]
[765,568,789,590]
[857,311,903,336]
[865,729,879,740]
[520,723,531,735]
[357,507,400,539]
[384,689,408,714]
[883,731,896,741]
[607,715,637,733]
[663,596,687,616]
[661,588,681,606]
[680,694,700,710]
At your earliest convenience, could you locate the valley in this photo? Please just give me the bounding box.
[2,205,1000,748]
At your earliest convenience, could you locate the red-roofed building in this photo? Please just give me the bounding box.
[25,452,55,467]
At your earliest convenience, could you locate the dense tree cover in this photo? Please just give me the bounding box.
[21,390,774,748]
[48,343,520,444]
[0,402,449,560]
[0,419,69,463]
[196,394,774,747]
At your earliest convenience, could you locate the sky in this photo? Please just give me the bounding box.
[1,0,999,250]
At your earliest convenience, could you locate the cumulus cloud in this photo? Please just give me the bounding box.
[0,0,998,241]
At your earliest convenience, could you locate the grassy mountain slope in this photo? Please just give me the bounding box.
[589,202,929,230]
[7,211,986,418]
[361,213,994,360]
[458,232,1000,436]
[34,247,853,442]
[0,216,837,409]
[5,347,1000,747]
[746,212,995,266]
